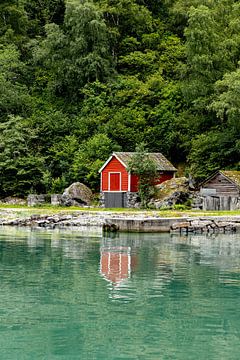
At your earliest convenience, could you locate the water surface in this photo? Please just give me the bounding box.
[0,227,240,359]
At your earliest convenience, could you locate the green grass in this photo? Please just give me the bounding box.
[0,204,141,212]
[0,204,240,219]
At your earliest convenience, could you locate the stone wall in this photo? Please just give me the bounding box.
[99,192,105,208]
[104,216,240,233]
[126,192,139,208]
[51,194,63,206]
[27,194,49,206]
[170,217,240,234]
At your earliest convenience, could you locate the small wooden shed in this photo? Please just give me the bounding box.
[200,170,240,210]
[99,152,176,208]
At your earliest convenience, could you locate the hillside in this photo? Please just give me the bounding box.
[0,0,239,197]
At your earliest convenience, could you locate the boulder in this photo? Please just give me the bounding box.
[155,177,189,199]
[62,182,93,206]
[0,197,26,205]
[149,177,192,209]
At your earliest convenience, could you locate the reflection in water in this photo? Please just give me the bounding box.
[100,245,131,284]
[0,228,240,359]
[99,236,139,299]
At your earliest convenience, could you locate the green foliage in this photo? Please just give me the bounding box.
[0,44,32,119]
[0,0,29,45]
[172,203,190,210]
[35,1,114,99]
[50,175,68,194]
[23,0,65,36]
[127,144,158,207]
[211,68,240,133]
[72,134,121,190]
[188,130,239,182]
[0,0,239,197]
[0,116,45,196]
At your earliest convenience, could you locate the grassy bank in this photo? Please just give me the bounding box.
[1,205,240,219]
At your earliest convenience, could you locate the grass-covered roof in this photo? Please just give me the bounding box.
[114,152,177,172]
[221,171,240,187]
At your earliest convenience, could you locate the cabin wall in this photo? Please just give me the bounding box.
[101,157,128,192]
[130,172,174,192]
[130,174,138,192]
[201,173,239,196]
[156,172,175,185]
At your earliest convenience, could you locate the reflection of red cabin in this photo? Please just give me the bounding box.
[99,152,177,207]
[100,247,132,284]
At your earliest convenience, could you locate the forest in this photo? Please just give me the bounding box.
[0,0,239,197]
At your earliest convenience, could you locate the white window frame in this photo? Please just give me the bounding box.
[128,172,131,192]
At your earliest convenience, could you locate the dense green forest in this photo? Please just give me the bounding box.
[0,0,239,197]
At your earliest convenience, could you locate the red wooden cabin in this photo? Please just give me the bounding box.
[99,152,176,207]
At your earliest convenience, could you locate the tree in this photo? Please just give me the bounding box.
[211,67,240,135]
[127,144,157,207]
[0,116,45,196]
[35,1,114,99]
[0,0,29,45]
[23,0,65,36]
[188,130,239,182]
[0,44,32,121]
[72,134,121,190]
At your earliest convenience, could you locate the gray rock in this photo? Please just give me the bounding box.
[51,194,63,206]
[62,182,93,206]
[27,194,47,206]
[151,191,190,209]
[0,197,26,205]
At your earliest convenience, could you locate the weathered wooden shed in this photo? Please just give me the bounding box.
[200,170,240,210]
[99,152,176,208]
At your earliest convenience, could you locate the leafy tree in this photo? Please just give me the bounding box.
[188,130,239,182]
[47,135,79,190]
[211,67,240,134]
[127,144,157,207]
[72,134,121,190]
[0,0,29,45]
[35,1,114,99]
[0,44,32,120]
[0,116,45,196]
[1,0,239,197]
[23,0,65,36]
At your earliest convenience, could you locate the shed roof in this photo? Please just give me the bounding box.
[221,171,240,187]
[99,152,177,173]
[201,170,240,188]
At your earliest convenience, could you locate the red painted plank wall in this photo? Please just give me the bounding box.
[101,157,129,191]
[130,174,139,192]
[156,173,174,184]
[130,172,174,192]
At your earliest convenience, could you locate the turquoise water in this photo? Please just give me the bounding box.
[0,227,240,359]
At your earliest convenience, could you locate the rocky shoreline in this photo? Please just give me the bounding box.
[170,217,240,234]
[0,211,240,234]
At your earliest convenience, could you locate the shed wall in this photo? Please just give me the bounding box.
[201,173,239,196]
[101,157,128,191]
[156,173,174,185]
[130,174,138,192]
[130,172,174,192]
